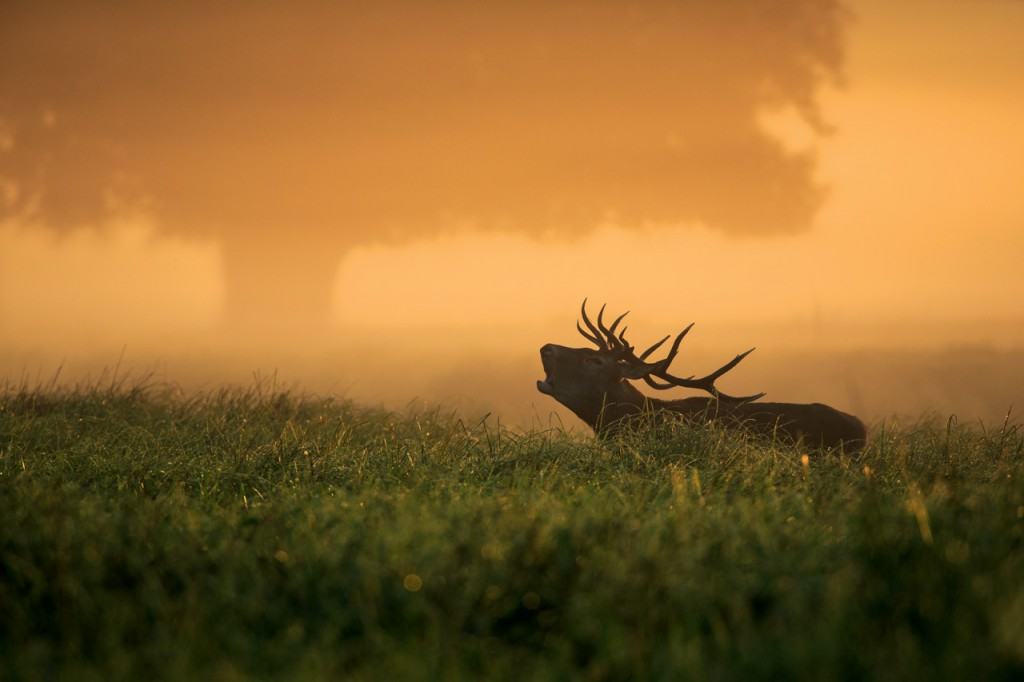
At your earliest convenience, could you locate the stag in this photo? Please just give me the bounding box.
[537,301,867,453]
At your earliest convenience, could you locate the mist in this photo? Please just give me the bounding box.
[2,0,1023,427]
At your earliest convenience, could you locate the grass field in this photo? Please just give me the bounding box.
[2,382,1023,680]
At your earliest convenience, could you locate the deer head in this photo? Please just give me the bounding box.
[538,300,765,427]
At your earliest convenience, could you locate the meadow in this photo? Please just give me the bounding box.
[1,381,1023,680]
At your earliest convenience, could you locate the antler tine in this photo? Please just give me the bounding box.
[639,334,671,360]
[594,303,632,351]
[641,376,676,390]
[580,298,608,350]
[577,320,603,347]
[712,388,766,402]
[704,347,757,382]
[596,303,608,336]
[607,311,629,337]
[650,323,695,371]
[652,347,764,402]
[605,311,630,350]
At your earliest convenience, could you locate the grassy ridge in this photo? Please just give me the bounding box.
[1,384,1023,680]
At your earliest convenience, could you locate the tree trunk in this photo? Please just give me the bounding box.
[220,234,343,341]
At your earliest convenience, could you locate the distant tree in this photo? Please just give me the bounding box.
[0,1,847,333]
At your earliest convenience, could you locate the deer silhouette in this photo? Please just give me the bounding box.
[538,300,866,453]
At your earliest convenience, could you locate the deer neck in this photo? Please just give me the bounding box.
[585,384,725,436]
[568,380,647,434]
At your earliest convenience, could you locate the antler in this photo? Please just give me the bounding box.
[578,300,765,403]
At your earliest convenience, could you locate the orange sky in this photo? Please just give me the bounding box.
[1,0,1023,422]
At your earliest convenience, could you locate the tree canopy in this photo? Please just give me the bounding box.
[0,1,847,329]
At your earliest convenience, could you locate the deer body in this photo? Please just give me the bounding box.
[541,358,864,450]
[538,303,867,453]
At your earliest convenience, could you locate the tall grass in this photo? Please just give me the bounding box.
[1,381,1022,680]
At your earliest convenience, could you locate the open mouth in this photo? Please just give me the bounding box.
[537,353,556,395]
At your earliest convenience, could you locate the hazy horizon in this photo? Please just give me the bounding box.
[2,0,1022,426]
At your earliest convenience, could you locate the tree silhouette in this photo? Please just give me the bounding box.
[0,1,846,333]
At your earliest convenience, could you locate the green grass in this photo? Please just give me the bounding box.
[1,382,1023,681]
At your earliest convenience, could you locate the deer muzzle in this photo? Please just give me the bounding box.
[537,344,558,395]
